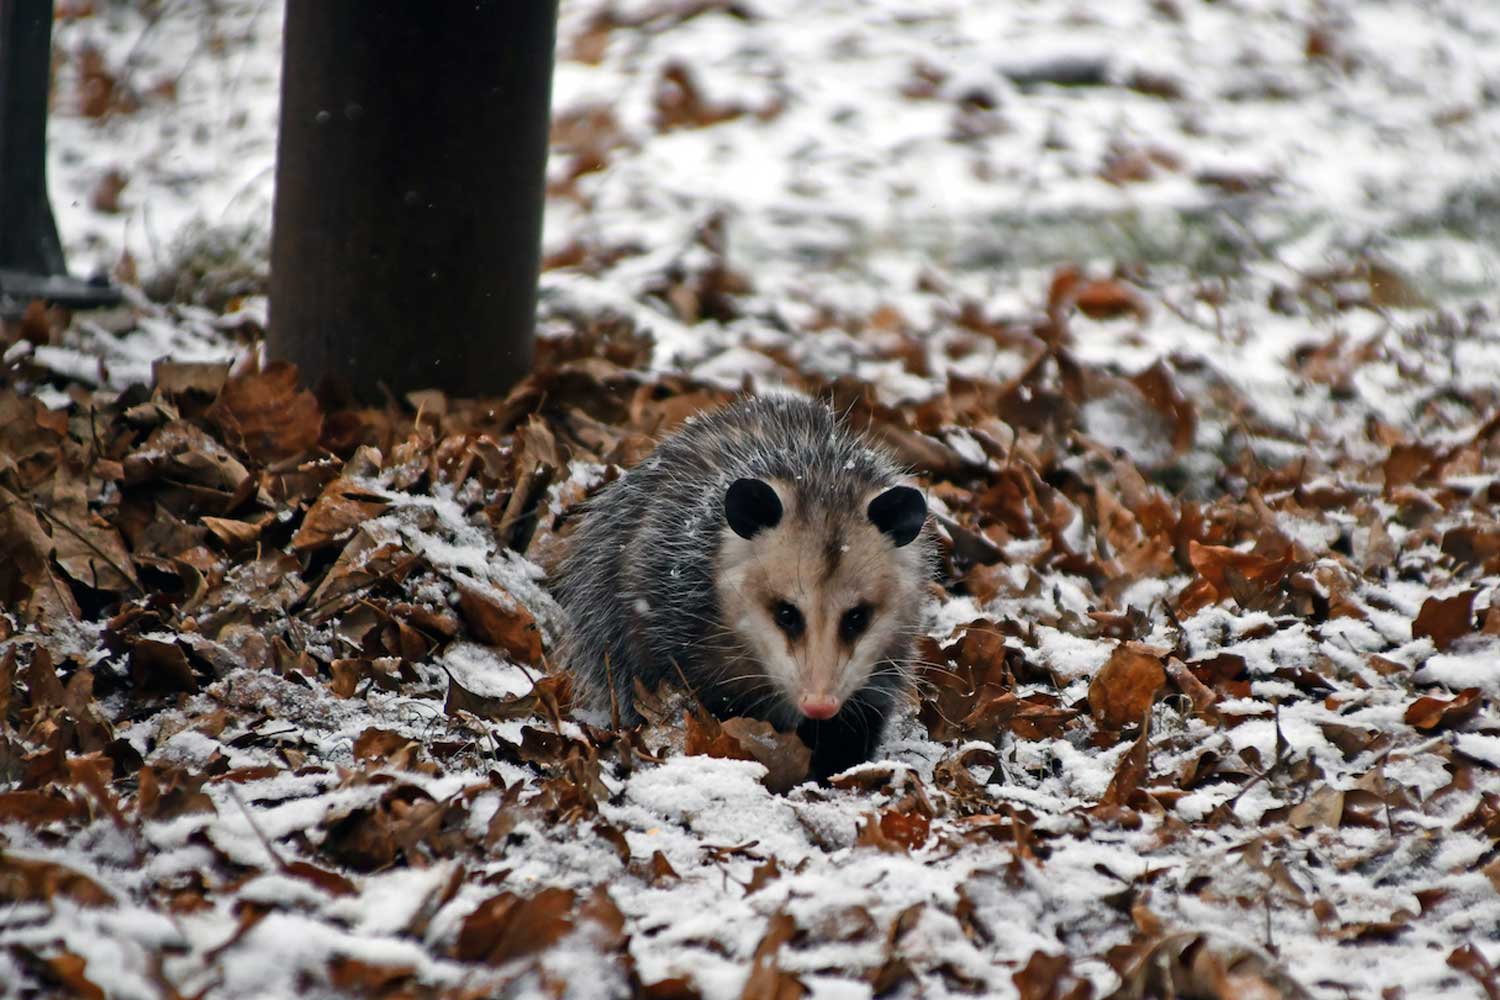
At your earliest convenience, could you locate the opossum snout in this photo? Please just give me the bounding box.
[797,694,841,720]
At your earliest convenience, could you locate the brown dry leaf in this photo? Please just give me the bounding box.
[1442,526,1500,572]
[123,420,252,496]
[1128,360,1196,455]
[1014,950,1095,1000]
[1181,538,1298,614]
[0,486,82,624]
[22,644,67,712]
[744,857,781,895]
[291,477,390,552]
[854,812,905,854]
[918,622,1018,741]
[66,752,125,827]
[877,808,931,851]
[456,582,543,665]
[579,884,628,952]
[1405,688,1482,732]
[322,804,399,872]
[1096,716,1151,817]
[0,392,68,488]
[1075,278,1149,319]
[15,950,107,1000]
[136,764,215,820]
[129,638,199,695]
[304,527,415,622]
[90,168,128,213]
[644,977,707,1000]
[684,710,756,763]
[328,656,369,695]
[1163,657,1220,724]
[1089,644,1167,731]
[655,61,746,133]
[1382,441,1440,493]
[353,727,415,762]
[1449,944,1500,999]
[1187,652,1251,701]
[42,464,140,593]
[207,361,323,463]
[200,515,262,548]
[443,670,570,726]
[0,790,78,826]
[326,956,414,992]
[491,416,566,550]
[961,692,1079,743]
[153,360,231,399]
[0,852,114,907]
[720,717,811,793]
[282,861,357,899]
[740,911,805,1000]
[648,850,681,886]
[455,887,577,965]
[77,43,134,117]
[1107,932,1312,1000]
[1412,590,1478,651]
[550,103,634,196]
[1288,783,1345,830]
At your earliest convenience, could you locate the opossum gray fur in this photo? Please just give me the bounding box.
[553,394,934,778]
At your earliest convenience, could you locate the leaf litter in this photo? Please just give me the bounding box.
[5,1,1500,998]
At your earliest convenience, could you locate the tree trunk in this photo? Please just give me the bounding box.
[268,1,556,402]
[0,0,65,277]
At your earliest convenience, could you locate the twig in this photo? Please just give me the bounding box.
[227,786,285,871]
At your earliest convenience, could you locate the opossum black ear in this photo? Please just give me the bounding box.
[868,486,926,547]
[725,478,783,539]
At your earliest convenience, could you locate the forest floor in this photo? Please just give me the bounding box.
[5,1,1500,997]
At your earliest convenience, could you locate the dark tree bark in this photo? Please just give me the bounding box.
[268,1,556,402]
[0,0,119,312]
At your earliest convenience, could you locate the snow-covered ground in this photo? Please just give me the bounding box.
[5,1,1500,998]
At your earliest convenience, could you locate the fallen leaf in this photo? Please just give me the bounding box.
[0,852,114,907]
[455,887,576,965]
[1412,590,1478,651]
[1015,950,1095,1000]
[684,709,756,763]
[207,361,322,463]
[1089,644,1167,731]
[720,717,811,793]
[654,61,746,132]
[291,477,390,552]
[129,638,199,695]
[456,582,544,665]
[1405,688,1482,732]
[740,911,804,1000]
[1096,715,1151,816]
[327,956,414,992]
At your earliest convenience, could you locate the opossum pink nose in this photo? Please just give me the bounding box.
[798,694,841,720]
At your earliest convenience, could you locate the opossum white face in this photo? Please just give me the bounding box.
[715,477,928,724]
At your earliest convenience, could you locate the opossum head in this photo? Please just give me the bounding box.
[715,477,928,725]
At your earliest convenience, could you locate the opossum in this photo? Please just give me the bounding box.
[554,395,934,778]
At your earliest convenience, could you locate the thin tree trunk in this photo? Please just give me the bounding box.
[0,0,65,277]
[268,1,556,402]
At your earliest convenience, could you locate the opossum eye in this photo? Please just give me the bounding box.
[725,478,783,539]
[867,486,926,547]
[839,603,872,643]
[772,600,804,639]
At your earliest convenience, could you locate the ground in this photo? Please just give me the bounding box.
[4,1,1500,998]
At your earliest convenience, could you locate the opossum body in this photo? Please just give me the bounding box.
[554,395,934,778]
